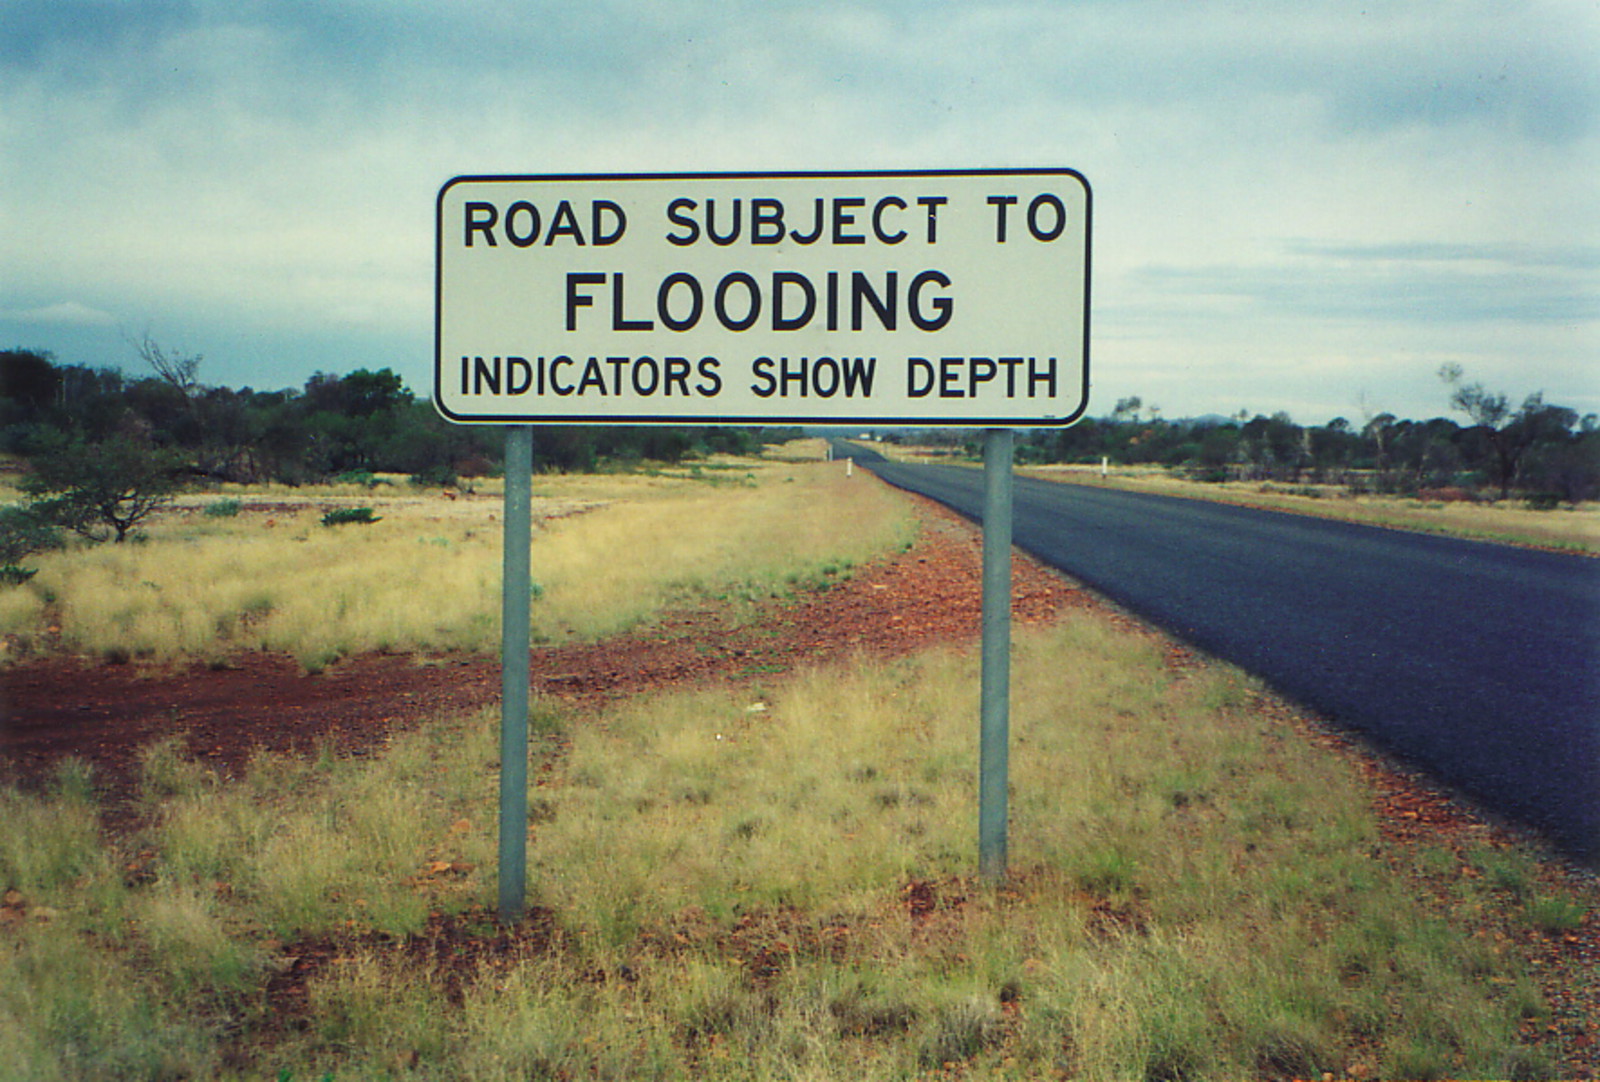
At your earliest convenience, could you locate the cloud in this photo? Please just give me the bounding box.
[0,0,195,68]
[1319,5,1600,143]
[0,301,117,326]
[1,0,1595,421]
[1133,241,1600,326]
[1286,240,1600,271]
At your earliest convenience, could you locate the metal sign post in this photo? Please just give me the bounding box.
[978,428,1014,882]
[498,425,533,921]
[434,169,1090,907]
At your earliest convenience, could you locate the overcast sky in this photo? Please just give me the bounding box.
[2,0,1596,425]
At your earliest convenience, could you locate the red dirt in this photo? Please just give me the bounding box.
[1,493,1595,1077]
[0,497,1081,810]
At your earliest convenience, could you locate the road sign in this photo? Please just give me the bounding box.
[435,169,1090,427]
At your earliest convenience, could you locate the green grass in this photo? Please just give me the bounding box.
[0,613,1571,1080]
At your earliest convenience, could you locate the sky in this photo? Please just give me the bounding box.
[2,0,1597,426]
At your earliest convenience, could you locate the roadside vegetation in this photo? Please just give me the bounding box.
[0,452,911,670]
[1,613,1579,1079]
[868,442,1600,555]
[1,343,1591,1076]
[879,370,1600,552]
[1020,465,1600,553]
[6,343,1593,582]
[1016,376,1599,507]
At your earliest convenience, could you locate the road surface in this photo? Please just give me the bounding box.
[841,443,1600,865]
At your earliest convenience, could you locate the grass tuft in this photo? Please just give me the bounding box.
[1526,893,1587,933]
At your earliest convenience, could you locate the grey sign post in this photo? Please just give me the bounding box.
[435,169,1089,914]
[979,428,1014,881]
[498,426,533,921]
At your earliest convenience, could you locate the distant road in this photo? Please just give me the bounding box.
[839,443,1600,865]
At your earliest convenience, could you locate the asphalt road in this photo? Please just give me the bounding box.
[840,443,1600,865]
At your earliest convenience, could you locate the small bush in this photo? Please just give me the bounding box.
[0,564,37,586]
[0,503,60,565]
[408,465,459,489]
[333,470,384,488]
[22,435,189,542]
[321,507,381,527]
[1523,492,1563,511]
[203,499,242,518]
[49,757,97,803]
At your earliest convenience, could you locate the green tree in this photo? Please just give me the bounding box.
[0,503,61,581]
[1362,412,1398,488]
[1193,424,1241,480]
[340,368,411,415]
[0,348,62,416]
[22,436,190,543]
[1523,420,1600,503]
[1439,365,1577,499]
[1309,417,1360,481]
[0,349,67,454]
[296,368,416,478]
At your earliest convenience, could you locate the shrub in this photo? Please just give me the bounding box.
[0,503,61,567]
[203,499,243,518]
[22,436,189,542]
[321,507,381,527]
[0,564,37,586]
[408,465,459,489]
[1523,492,1563,511]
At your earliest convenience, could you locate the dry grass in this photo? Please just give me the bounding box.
[843,442,1600,551]
[0,442,1573,1078]
[0,614,1568,1080]
[1021,463,1600,553]
[0,453,913,669]
[522,615,1548,1079]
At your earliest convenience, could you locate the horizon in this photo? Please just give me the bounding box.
[8,342,1583,432]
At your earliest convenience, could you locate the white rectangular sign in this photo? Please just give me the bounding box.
[434,169,1090,426]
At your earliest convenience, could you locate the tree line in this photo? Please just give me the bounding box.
[5,345,1593,506]
[916,372,1595,506]
[0,341,800,574]
[0,341,797,486]
[2,341,1594,579]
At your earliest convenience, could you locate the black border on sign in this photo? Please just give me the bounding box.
[434,168,1091,428]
